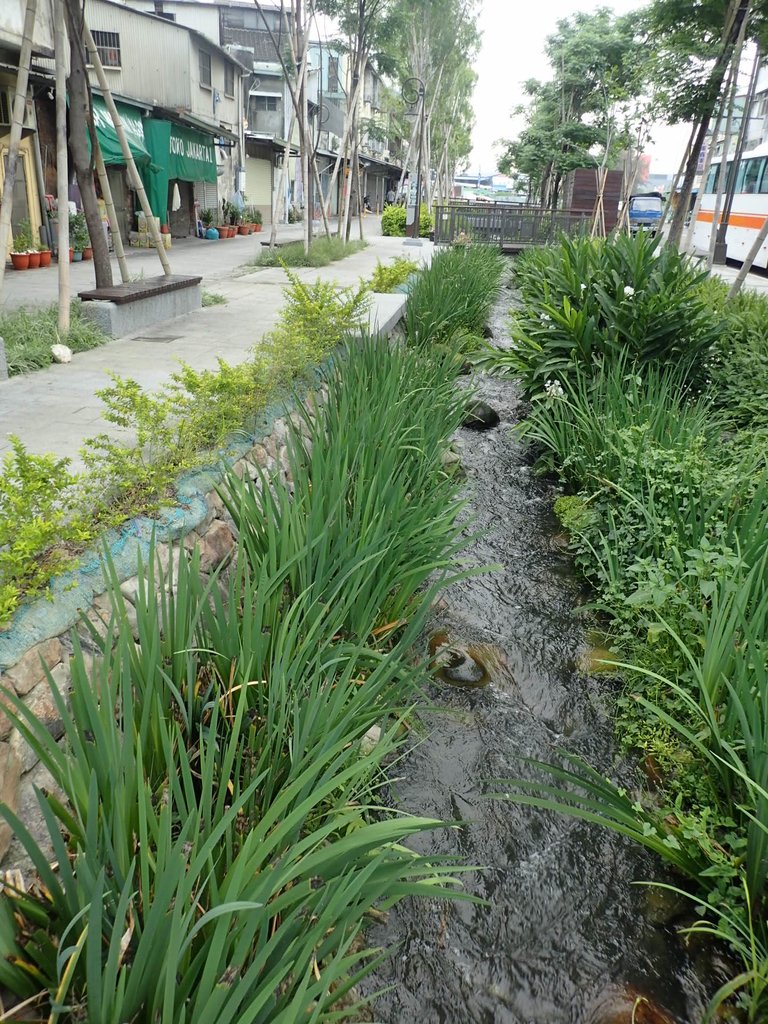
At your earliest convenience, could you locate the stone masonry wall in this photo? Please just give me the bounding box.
[0,394,324,870]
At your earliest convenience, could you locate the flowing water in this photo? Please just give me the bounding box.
[361,299,722,1024]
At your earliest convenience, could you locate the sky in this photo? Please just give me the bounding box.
[468,0,692,177]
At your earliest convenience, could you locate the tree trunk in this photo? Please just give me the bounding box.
[64,0,113,287]
[728,212,768,295]
[0,0,38,298]
[707,40,744,266]
[667,0,750,249]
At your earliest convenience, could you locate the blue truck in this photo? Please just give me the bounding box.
[627,192,664,235]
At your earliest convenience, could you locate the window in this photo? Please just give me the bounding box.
[254,95,279,111]
[225,63,235,96]
[328,56,339,94]
[92,30,121,68]
[741,157,765,193]
[199,49,212,88]
[153,1,175,18]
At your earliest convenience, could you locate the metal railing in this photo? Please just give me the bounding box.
[433,203,592,248]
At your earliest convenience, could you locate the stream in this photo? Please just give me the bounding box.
[361,296,721,1024]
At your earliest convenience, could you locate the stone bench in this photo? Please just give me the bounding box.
[78,274,203,338]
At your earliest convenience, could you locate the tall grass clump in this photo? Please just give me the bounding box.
[485,232,723,396]
[1,301,108,376]
[251,237,366,268]
[405,244,505,348]
[485,230,768,1020]
[0,334,477,1022]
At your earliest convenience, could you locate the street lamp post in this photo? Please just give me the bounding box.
[403,77,426,242]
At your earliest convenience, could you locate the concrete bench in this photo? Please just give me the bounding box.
[78,275,202,338]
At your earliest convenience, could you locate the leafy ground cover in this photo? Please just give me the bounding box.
[249,237,367,268]
[486,232,768,1021]
[369,256,419,293]
[0,334,478,1023]
[0,302,108,376]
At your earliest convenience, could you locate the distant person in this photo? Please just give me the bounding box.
[363,195,372,212]
[386,188,396,206]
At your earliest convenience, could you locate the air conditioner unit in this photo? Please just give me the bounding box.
[0,89,35,129]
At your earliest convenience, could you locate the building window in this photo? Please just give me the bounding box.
[91,30,121,68]
[153,1,175,18]
[254,95,279,111]
[225,64,235,96]
[328,55,339,94]
[199,50,212,88]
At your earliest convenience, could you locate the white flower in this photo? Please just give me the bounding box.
[623,285,635,297]
[580,283,587,291]
[539,312,552,323]
[544,379,565,399]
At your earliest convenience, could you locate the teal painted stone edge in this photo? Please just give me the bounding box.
[0,375,322,671]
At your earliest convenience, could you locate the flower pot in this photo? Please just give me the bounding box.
[27,251,41,269]
[73,250,83,262]
[254,223,263,233]
[10,252,30,270]
[39,249,52,267]
[238,225,249,235]
[83,246,93,260]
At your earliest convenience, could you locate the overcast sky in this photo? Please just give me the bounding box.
[468,0,692,176]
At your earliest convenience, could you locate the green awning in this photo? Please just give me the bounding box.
[141,118,218,222]
[90,95,151,168]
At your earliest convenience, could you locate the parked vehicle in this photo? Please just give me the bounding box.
[627,192,663,235]
[691,141,768,267]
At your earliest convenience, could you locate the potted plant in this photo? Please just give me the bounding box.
[253,207,263,233]
[70,212,90,260]
[10,219,33,270]
[38,240,52,267]
[200,208,215,234]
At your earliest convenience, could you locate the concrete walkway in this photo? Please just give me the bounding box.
[0,223,432,469]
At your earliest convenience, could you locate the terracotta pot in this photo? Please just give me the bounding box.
[83,246,93,260]
[10,252,30,270]
[238,224,249,235]
[69,247,74,263]
[27,251,41,269]
[39,249,52,267]
[254,223,263,233]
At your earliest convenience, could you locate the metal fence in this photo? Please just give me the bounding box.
[433,203,592,249]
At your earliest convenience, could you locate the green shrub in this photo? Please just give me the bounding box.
[381,203,432,237]
[0,437,91,625]
[261,266,371,378]
[201,289,227,306]
[370,256,419,292]
[704,285,768,430]
[0,302,108,376]
[486,233,723,395]
[405,244,505,347]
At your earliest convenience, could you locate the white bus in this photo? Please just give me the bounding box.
[691,141,768,267]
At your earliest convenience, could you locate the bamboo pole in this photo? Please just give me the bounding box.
[0,0,39,298]
[93,143,130,283]
[54,0,70,331]
[82,24,171,274]
[728,211,768,294]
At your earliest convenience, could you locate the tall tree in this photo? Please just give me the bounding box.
[498,8,646,210]
[642,0,768,248]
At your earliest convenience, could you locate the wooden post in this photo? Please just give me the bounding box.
[0,0,39,298]
[82,23,172,275]
[54,0,70,331]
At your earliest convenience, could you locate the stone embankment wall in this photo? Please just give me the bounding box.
[0,393,324,869]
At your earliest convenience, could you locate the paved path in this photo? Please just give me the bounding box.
[0,223,432,470]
